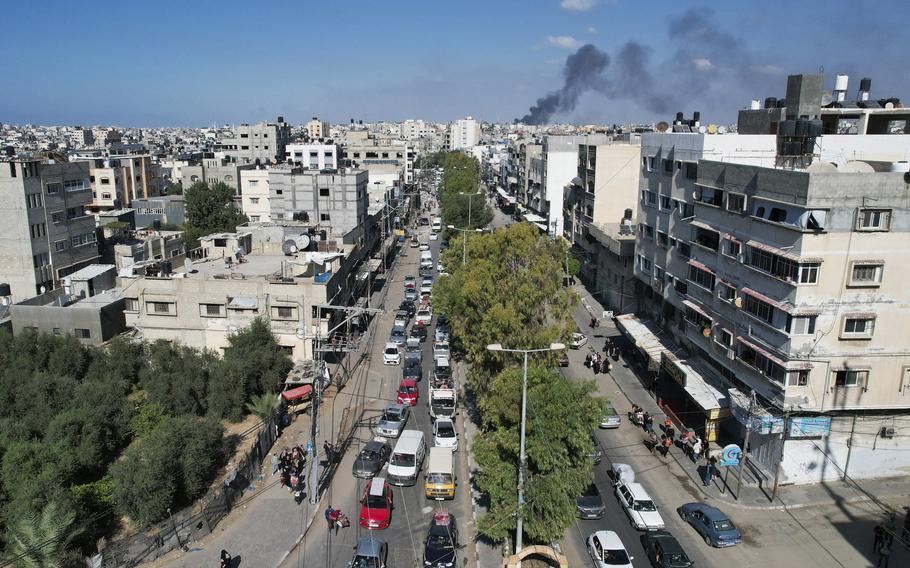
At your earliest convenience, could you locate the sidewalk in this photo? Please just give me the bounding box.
[571,283,910,512]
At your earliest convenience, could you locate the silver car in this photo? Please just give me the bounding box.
[376,404,410,438]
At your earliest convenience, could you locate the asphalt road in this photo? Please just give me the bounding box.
[284,205,475,568]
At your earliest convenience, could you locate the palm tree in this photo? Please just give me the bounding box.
[5,501,78,568]
[245,392,281,423]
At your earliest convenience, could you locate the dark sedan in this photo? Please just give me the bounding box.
[677,502,742,547]
[403,358,423,382]
[399,300,416,317]
[352,439,392,479]
[576,483,606,519]
[640,531,693,568]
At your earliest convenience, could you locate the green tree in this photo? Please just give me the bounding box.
[209,318,292,422]
[473,366,603,543]
[139,341,217,417]
[433,223,575,395]
[5,501,78,568]
[246,392,280,423]
[183,181,247,243]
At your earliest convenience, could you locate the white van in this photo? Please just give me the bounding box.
[388,430,427,486]
[431,218,442,232]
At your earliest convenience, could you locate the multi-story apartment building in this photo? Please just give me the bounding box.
[83,155,164,212]
[341,130,414,186]
[181,153,243,195]
[0,160,100,301]
[239,168,272,223]
[219,117,291,164]
[630,74,910,484]
[306,117,330,141]
[285,143,339,170]
[449,117,480,150]
[268,167,369,241]
[564,139,642,312]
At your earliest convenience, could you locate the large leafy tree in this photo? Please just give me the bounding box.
[432,223,576,396]
[473,366,604,543]
[183,181,247,242]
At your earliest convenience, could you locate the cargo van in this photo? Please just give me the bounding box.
[424,446,455,500]
[431,218,442,233]
[387,430,426,486]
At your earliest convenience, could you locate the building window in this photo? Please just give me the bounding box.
[124,298,139,312]
[638,255,652,274]
[71,233,97,247]
[64,179,87,192]
[319,187,330,197]
[51,211,64,224]
[715,327,733,347]
[249,197,260,204]
[855,209,891,231]
[718,281,736,302]
[101,193,111,199]
[684,304,712,330]
[52,328,61,336]
[54,240,67,252]
[787,370,809,387]
[46,182,61,194]
[250,215,260,222]
[273,306,296,320]
[789,315,817,335]
[100,177,110,185]
[726,193,747,213]
[200,303,225,317]
[849,262,883,286]
[248,179,259,187]
[30,223,46,239]
[657,231,669,248]
[693,227,719,251]
[659,195,671,210]
[32,253,49,268]
[685,162,698,180]
[834,369,867,388]
[688,264,716,291]
[27,193,42,208]
[66,206,85,219]
[663,159,673,174]
[673,278,688,295]
[747,248,799,282]
[148,301,176,315]
[320,213,330,221]
[743,294,774,325]
[641,190,657,207]
[723,238,741,258]
[798,263,820,284]
[676,242,691,258]
[74,328,91,339]
[842,316,875,339]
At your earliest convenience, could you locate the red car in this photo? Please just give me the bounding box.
[397,378,419,406]
[359,477,393,529]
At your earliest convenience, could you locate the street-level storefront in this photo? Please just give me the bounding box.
[615,313,669,375]
[657,352,730,442]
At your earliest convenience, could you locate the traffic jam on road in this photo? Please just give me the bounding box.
[346,207,465,568]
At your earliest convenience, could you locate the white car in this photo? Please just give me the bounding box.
[587,530,633,568]
[416,308,433,326]
[614,482,665,530]
[608,463,635,487]
[430,232,438,241]
[570,332,588,349]
[420,283,433,296]
[383,343,401,365]
[419,243,430,251]
[437,261,445,273]
[433,417,458,450]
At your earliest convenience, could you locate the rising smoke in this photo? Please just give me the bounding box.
[516,7,776,124]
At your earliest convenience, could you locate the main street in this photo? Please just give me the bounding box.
[281,204,477,567]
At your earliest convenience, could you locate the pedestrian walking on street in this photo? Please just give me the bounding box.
[874,524,885,553]
[271,452,279,475]
[692,437,703,463]
[877,541,891,567]
[703,461,714,487]
[220,549,232,568]
[325,506,337,532]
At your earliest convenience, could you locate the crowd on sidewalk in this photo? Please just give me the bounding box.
[272,445,310,504]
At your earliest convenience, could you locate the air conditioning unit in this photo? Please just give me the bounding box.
[880,427,896,439]
[726,348,736,360]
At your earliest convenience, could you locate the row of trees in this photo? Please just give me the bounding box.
[0,319,291,564]
[438,152,493,241]
[433,219,605,544]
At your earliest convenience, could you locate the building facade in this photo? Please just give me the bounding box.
[0,160,100,302]
[219,118,291,164]
[449,117,480,150]
[285,143,339,170]
[306,117,330,141]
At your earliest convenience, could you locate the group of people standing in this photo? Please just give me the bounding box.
[272,445,308,504]
[585,351,612,374]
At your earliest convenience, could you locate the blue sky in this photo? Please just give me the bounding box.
[2,0,906,126]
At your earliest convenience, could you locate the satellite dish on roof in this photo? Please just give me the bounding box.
[656,121,669,132]
[717,126,727,134]
[698,125,708,134]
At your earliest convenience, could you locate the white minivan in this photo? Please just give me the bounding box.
[387,430,426,486]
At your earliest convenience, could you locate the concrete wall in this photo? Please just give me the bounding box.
[11,295,126,345]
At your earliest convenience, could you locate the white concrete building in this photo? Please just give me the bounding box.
[239,169,272,223]
[307,117,330,141]
[449,117,480,150]
[285,143,339,170]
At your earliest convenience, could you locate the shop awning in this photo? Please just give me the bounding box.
[281,384,313,402]
[687,259,715,274]
[522,212,548,224]
[615,314,676,371]
[672,359,729,412]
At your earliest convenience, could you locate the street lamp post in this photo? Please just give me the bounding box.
[486,342,566,560]
[447,224,481,265]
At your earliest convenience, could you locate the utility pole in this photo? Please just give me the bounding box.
[770,409,790,502]
[734,391,757,501]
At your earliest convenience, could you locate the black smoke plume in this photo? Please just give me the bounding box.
[515,7,778,124]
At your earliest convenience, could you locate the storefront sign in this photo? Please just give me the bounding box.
[602,310,614,319]
[788,416,831,438]
[661,352,686,388]
[719,444,741,467]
